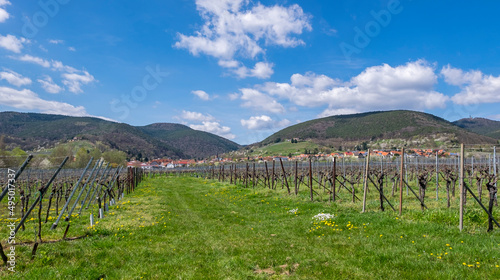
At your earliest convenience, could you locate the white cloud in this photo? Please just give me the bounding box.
[12,54,96,94]
[219,60,274,79]
[0,86,87,116]
[51,60,79,73]
[62,71,95,93]
[0,69,31,87]
[180,110,215,122]
[15,54,51,68]
[240,115,290,130]
[0,35,28,53]
[233,62,274,79]
[489,114,500,121]
[0,0,10,23]
[37,76,63,94]
[240,88,285,113]
[189,121,236,139]
[317,108,359,118]
[68,47,76,51]
[228,92,239,100]
[14,54,86,74]
[442,65,500,105]
[48,39,64,44]
[175,0,311,79]
[247,60,448,115]
[191,90,210,100]
[218,60,240,68]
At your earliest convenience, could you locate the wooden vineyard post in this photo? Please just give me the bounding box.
[230,165,233,184]
[253,163,256,188]
[295,161,298,195]
[309,157,313,202]
[399,148,405,216]
[362,149,371,213]
[332,157,336,202]
[436,151,439,200]
[459,144,465,232]
[272,160,275,190]
[235,165,238,185]
[265,161,270,189]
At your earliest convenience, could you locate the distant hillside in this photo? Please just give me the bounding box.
[0,112,240,159]
[139,123,241,159]
[260,110,497,149]
[453,118,500,140]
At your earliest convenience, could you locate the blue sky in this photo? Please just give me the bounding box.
[1,0,500,145]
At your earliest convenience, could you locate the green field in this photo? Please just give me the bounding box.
[1,175,499,279]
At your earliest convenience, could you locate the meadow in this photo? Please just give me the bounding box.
[1,174,499,279]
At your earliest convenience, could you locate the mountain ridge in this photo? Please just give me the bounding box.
[453,117,500,140]
[257,110,497,149]
[0,111,241,159]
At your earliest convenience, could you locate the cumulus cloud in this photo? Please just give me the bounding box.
[13,54,96,93]
[219,60,274,79]
[240,115,290,130]
[240,88,285,113]
[0,0,10,23]
[62,71,95,93]
[180,110,215,122]
[441,65,500,105]
[0,86,87,116]
[237,60,448,117]
[191,90,210,100]
[232,62,274,79]
[37,76,63,94]
[175,0,311,79]
[0,69,31,87]
[0,35,28,53]
[189,121,236,139]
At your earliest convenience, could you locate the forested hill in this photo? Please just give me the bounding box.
[453,117,500,140]
[260,110,497,148]
[0,111,240,159]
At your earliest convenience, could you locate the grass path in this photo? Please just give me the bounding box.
[1,175,500,279]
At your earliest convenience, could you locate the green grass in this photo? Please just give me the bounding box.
[1,175,500,279]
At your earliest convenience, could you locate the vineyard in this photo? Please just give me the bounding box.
[0,156,145,273]
[182,145,499,231]
[0,144,499,278]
